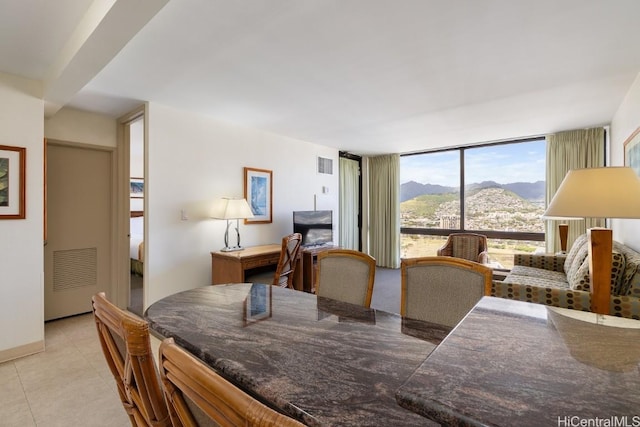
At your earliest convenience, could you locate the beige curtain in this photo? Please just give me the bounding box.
[339,157,359,250]
[546,128,605,252]
[368,154,400,268]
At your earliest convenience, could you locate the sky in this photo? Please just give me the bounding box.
[400,139,546,186]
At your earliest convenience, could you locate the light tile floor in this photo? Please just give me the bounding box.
[0,312,162,427]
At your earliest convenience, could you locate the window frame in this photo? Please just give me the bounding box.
[400,137,546,243]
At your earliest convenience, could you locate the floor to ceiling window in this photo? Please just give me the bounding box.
[400,138,546,269]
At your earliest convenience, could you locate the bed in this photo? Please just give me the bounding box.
[130,213,144,276]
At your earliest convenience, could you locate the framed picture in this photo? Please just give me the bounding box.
[244,167,272,224]
[0,145,26,219]
[130,177,144,198]
[624,126,640,176]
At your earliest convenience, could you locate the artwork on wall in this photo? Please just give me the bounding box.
[624,126,640,177]
[130,177,144,198]
[244,167,272,224]
[0,145,26,219]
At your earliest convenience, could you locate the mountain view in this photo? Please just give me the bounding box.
[401,180,545,232]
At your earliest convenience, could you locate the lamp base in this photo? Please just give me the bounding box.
[220,246,245,252]
[587,228,612,315]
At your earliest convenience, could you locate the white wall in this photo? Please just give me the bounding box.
[611,72,640,250]
[44,107,117,148]
[145,103,339,306]
[0,73,45,359]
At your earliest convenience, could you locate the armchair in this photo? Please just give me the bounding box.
[437,233,489,264]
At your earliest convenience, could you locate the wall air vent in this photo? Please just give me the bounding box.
[53,247,98,291]
[317,157,333,175]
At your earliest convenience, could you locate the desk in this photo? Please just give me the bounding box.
[396,297,640,426]
[145,284,442,426]
[211,245,305,291]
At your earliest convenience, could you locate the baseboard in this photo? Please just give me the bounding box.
[0,340,45,363]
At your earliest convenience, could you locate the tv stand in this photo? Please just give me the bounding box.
[302,245,338,293]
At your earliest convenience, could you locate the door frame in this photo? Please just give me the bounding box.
[116,105,147,309]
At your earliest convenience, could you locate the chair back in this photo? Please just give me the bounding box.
[159,338,305,427]
[273,233,303,288]
[316,249,376,307]
[92,292,172,427]
[401,256,492,327]
[437,232,489,264]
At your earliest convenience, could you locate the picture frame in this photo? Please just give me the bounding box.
[624,126,640,177]
[130,177,144,198]
[0,145,26,219]
[244,167,272,224]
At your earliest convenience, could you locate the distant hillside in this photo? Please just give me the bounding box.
[400,180,544,202]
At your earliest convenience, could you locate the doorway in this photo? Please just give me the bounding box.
[44,141,114,320]
[126,117,145,316]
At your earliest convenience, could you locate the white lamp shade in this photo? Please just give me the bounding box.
[212,198,254,220]
[543,167,640,220]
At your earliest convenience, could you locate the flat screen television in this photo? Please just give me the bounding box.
[293,210,333,247]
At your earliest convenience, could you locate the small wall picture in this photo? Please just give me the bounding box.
[0,145,26,219]
[244,167,272,224]
[130,177,144,198]
[624,127,640,177]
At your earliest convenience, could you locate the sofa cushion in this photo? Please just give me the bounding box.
[564,233,589,276]
[510,265,568,283]
[564,235,589,278]
[614,241,640,296]
[569,251,626,294]
[502,274,570,289]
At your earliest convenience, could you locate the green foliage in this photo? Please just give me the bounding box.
[401,193,458,218]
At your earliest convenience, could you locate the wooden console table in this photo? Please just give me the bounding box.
[211,245,303,290]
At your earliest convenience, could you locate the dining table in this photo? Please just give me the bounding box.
[144,283,449,426]
[396,297,640,427]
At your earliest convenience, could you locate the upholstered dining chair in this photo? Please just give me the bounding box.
[437,232,489,264]
[401,256,493,327]
[159,338,305,427]
[92,292,172,427]
[272,232,303,288]
[315,249,377,307]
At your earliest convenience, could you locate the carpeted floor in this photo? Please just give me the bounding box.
[370,267,401,314]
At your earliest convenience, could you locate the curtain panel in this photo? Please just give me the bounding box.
[339,157,360,250]
[368,154,400,268]
[545,128,605,253]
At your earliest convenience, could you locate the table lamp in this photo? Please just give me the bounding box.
[543,167,640,314]
[212,197,254,252]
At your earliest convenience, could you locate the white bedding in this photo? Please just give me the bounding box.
[130,216,144,261]
[130,235,144,261]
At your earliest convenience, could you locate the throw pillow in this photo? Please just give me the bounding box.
[564,233,589,276]
[569,251,626,295]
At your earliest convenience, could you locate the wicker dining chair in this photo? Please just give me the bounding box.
[92,292,172,427]
[272,233,303,288]
[315,249,376,307]
[401,256,492,327]
[159,338,305,427]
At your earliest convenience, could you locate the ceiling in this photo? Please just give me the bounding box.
[2,0,640,155]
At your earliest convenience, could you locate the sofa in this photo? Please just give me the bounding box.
[491,233,640,319]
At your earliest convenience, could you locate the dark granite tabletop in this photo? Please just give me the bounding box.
[396,297,640,427]
[145,283,447,426]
